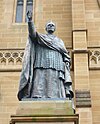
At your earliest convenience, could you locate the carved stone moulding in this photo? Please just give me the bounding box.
[0,49,24,71]
[10,115,79,124]
[75,90,91,108]
[0,49,100,71]
[89,49,100,70]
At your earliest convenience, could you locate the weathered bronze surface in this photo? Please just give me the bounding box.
[17,11,74,104]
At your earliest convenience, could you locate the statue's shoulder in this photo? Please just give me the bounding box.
[56,37,65,46]
[38,33,47,37]
[59,38,64,44]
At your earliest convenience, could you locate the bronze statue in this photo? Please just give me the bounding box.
[17,11,74,101]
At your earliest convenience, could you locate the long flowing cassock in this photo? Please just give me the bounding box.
[17,33,74,101]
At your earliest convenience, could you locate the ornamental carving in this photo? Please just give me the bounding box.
[0,49,100,71]
[89,50,100,67]
[0,51,23,65]
[0,49,24,71]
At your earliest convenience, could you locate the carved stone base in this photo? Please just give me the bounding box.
[10,99,79,124]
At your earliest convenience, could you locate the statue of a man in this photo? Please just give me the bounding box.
[17,11,74,101]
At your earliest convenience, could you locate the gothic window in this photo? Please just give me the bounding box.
[16,0,24,23]
[25,0,33,22]
[14,0,33,23]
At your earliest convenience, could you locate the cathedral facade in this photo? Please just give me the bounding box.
[0,0,100,124]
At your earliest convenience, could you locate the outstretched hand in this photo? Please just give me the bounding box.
[27,11,32,21]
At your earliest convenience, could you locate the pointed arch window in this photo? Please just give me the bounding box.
[16,0,24,23]
[14,0,34,23]
[26,0,33,22]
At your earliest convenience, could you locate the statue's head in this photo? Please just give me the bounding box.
[45,21,56,34]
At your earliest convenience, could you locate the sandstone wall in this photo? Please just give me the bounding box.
[0,0,100,124]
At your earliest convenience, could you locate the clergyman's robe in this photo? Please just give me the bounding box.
[17,32,74,101]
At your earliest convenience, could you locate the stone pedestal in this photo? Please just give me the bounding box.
[10,99,79,124]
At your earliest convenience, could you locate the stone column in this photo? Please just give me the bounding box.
[72,0,89,90]
[72,1,92,124]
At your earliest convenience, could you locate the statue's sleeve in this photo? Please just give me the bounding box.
[28,21,36,39]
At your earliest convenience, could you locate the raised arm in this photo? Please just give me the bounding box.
[27,11,36,38]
